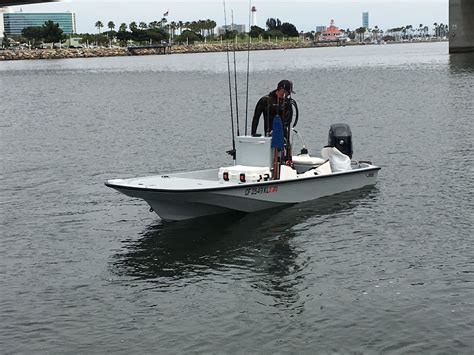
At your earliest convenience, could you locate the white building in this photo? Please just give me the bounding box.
[0,7,8,39]
[217,24,246,35]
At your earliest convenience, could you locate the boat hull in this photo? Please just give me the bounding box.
[107,166,380,221]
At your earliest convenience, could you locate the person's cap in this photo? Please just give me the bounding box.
[277,80,295,94]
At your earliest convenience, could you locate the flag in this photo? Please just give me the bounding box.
[163,9,169,17]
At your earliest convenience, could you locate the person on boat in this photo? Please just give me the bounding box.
[251,80,298,160]
[251,80,297,137]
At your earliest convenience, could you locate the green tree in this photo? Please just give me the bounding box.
[22,26,43,45]
[176,29,202,44]
[149,21,159,29]
[116,24,131,44]
[129,21,138,32]
[372,25,380,41]
[107,21,115,32]
[356,27,366,42]
[249,25,264,38]
[147,27,167,43]
[42,20,63,43]
[2,32,10,47]
[159,17,168,28]
[118,23,127,32]
[208,20,217,37]
[95,20,104,34]
[266,18,281,30]
[280,22,298,37]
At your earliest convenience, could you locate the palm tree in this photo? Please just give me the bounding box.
[356,27,366,42]
[372,25,379,41]
[95,21,104,34]
[209,20,217,37]
[178,21,184,35]
[149,21,159,29]
[170,21,176,38]
[107,21,115,32]
[139,22,148,30]
[433,22,438,37]
[405,25,412,39]
[419,24,423,38]
[118,23,127,32]
[160,17,168,28]
[440,23,446,38]
[129,21,138,32]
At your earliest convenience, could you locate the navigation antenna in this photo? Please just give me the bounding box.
[223,0,236,160]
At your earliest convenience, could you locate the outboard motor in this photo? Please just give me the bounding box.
[328,123,353,158]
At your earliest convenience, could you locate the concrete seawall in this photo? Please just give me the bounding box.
[450,0,474,53]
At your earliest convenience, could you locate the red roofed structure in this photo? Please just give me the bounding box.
[321,20,343,41]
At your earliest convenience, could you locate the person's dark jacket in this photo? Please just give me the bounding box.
[251,90,294,136]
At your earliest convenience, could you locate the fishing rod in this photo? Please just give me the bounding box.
[223,0,236,159]
[231,10,240,137]
[244,0,251,136]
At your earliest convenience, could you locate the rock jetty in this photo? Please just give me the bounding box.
[0,41,345,61]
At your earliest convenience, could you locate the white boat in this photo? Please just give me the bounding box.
[106,125,380,221]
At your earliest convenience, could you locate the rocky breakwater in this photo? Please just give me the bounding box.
[0,47,129,61]
[0,41,340,61]
[171,41,317,54]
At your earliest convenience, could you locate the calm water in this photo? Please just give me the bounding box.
[1,42,473,353]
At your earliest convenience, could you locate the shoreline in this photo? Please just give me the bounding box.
[0,40,447,61]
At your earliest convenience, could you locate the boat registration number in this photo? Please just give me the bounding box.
[245,185,278,196]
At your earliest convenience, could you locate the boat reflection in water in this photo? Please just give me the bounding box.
[111,187,379,304]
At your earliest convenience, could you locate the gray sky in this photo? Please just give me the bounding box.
[8,0,449,33]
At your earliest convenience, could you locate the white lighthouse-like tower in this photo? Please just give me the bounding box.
[251,6,257,27]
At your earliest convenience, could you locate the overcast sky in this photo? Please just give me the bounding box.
[8,0,449,33]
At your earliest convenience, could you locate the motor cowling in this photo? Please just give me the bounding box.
[328,123,353,159]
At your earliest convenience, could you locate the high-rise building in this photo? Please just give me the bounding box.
[3,12,76,36]
[362,12,369,28]
[315,26,327,33]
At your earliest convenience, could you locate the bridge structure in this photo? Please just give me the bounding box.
[1,0,474,53]
[449,0,474,53]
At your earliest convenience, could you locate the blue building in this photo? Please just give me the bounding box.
[3,12,76,36]
[362,12,369,29]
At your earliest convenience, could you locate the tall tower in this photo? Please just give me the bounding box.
[362,12,369,28]
[251,6,257,27]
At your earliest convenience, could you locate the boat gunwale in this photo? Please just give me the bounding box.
[105,165,381,193]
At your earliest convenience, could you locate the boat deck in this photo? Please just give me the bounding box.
[106,163,376,192]
[106,169,231,191]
